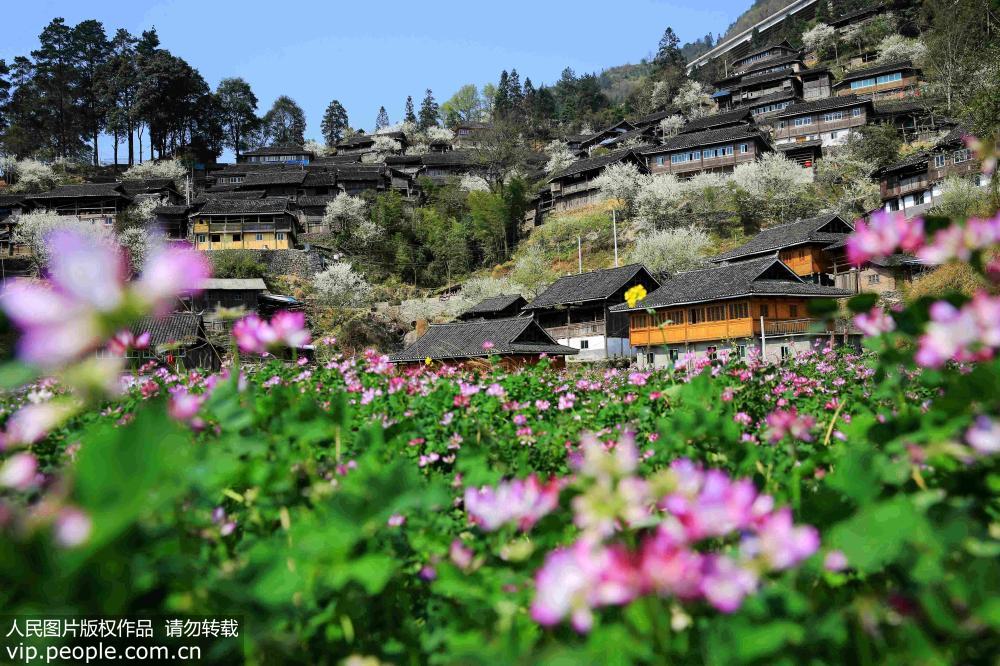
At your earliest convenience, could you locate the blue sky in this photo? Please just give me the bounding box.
[3,0,749,161]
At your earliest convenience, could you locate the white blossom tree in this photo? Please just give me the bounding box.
[313,262,374,307]
[510,245,554,298]
[595,162,647,216]
[802,23,838,60]
[732,153,815,230]
[13,211,111,268]
[931,176,990,218]
[875,35,927,66]
[628,226,711,274]
[672,81,715,120]
[5,159,60,193]
[649,81,673,110]
[459,174,490,192]
[543,140,576,174]
[121,159,187,191]
[634,174,687,229]
[323,195,367,233]
[658,115,686,139]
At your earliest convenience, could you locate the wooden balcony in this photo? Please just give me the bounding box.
[631,317,854,346]
[546,321,606,340]
[883,178,929,198]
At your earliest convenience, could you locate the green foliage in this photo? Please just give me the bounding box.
[210,250,267,279]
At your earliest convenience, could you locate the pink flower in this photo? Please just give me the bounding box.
[743,507,820,570]
[233,311,310,353]
[915,292,1000,367]
[3,402,72,447]
[482,340,494,351]
[270,311,311,348]
[628,371,649,386]
[54,507,92,548]
[449,540,474,570]
[846,212,924,265]
[557,393,576,410]
[464,474,561,531]
[824,550,849,572]
[699,555,759,613]
[0,452,38,490]
[168,389,204,423]
[765,408,815,443]
[137,244,212,314]
[854,307,896,337]
[387,513,406,527]
[966,416,1000,456]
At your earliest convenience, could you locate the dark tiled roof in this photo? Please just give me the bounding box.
[601,126,656,148]
[611,257,851,311]
[421,151,476,166]
[0,195,27,207]
[549,148,646,181]
[777,139,823,150]
[679,109,753,134]
[879,151,930,175]
[336,134,374,148]
[31,183,128,199]
[198,190,266,201]
[776,94,869,118]
[311,154,363,165]
[389,316,577,363]
[459,294,528,318]
[336,165,385,181]
[800,67,832,78]
[711,213,852,262]
[734,68,797,88]
[734,41,795,66]
[829,3,883,27]
[242,144,311,156]
[302,171,338,187]
[242,171,307,187]
[630,109,676,127]
[741,53,803,75]
[525,264,657,309]
[152,204,190,215]
[120,178,176,195]
[837,60,916,83]
[644,125,766,154]
[130,312,204,348]
[195,198,292,215]
[745,90,799,108]
[297,195,338,207]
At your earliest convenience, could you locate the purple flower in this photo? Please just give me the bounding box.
[846,212,925,265]
[824,550,849,572]
[168,389,204,423]
[0,452,38,490]
[138,244,212,314]
[233,311,311,353]
[966,416,1000,456]
[54,507,92,548]
[854,307,896,337]
[387,513,406,527]
[700,555,759,613]
[464,474,561,532]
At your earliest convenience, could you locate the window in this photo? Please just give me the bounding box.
[197,234,206,243]
[706,305,726,321]
[789,304,798,317]
[850,77,877,90]
[210,234,221,243]
[868,273,881,285]
[830,131,839,139]
[668,349,680,362]
[934,155,947,168]
[954,149,971,164]
[794,116,813,127]
[255,233,263,241]
[729,301,749,319]
[822,111,844,122]
[759,304,769,317]
[579,340,590,349]
[689,307,704,324]
[914,191,925,205]
[851,108,863,118]
[778,121,786,129]
[656,156,665,166]
[887,199,900,212]
[276,232,286,241]
[739,143,749,154]
[780,346,791,359]
[735,345,746,359]
[707,346,718,360]
[231,233,242,242]
[876,72,902,85]
[645,352,655,365]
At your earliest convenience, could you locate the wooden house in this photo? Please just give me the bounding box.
[389,316,577,369]
[419,151,480,183]
[523,264,660,362]
[547,149,648,213]
[641,125,770,178]
[611,256,853,367]
[300,170,339,196]
[239,144,313,165]
[29,182,132,227]
[0,195,30,257]
[151,204,192,241]
[191,277,268,319]
[453,121,492,146]
[800,67,833,101]
[710,213,855,283]
[127,312,219,370]
[121,177,184,204]
[296,195,338,233]
[730,40,799,75]
[579,120,638,153]
[457,294,529,321]
[772,95,873,148]
[678,108,753,134]
[834,60,920,102]
[237,170,307,199]
[191,198,300,251]
[629,109,678,131]
[335,165,388,196]
[876,127,985,217]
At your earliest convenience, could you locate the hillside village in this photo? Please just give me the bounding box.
[0,0,996,369]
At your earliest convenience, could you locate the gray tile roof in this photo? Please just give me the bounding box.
[458,294,528,318]
[302,171,339,187]
[525,264,657,309]
[776,94,869,118]
[549,148,647,181]
[389,316,577,363]
[710,213,852,262]
[242,144,312,156]
[242,171,307,187]
[679,109,753,134]
[335,165,385,181]
[630,109,677,127]
[297,195,338,207]
[130,312,205,347]
[31,183,129,199]
[200,278,267,291]
[642,125,766,154]
[152,204,191,215]
[195,198,292,215]
[120,178,176,195]
[837,60,916,84]
[611,256,852,311]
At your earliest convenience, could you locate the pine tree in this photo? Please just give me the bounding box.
[404,95,416,123]
[321,99,349,146]
[814,0,831,24]
[375,105,390,131]
[261,95,306,145]
[418,88,438,130]
[216,78,259,158]
[494,70,511,118]
[655,27,683,68]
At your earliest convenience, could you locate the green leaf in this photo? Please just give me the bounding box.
[847,293,878,313]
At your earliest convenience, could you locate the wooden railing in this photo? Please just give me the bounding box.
[546,321,605,340]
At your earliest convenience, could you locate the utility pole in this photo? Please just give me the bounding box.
[612,209,619,267]
[577,235,582,273]
[760,315,767,360]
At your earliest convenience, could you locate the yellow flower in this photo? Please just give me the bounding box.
[425,357,432,366]
[625,284,647,309]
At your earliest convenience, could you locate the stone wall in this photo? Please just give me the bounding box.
[212,249,327,279]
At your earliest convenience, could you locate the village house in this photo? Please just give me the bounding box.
[547,148,648,213]
[457,294,529,321]
[296,195,338,233]
[772,95,873,148]
[679,108,754,134]
[611,256,853,367]
[0,194,30,256]
[238,144,314,165]
[150,204,192,241]
[641,125,770,178]
[389,316,577,369]
[834,60,921,102]
[335,132,407,157]
[523,264,660,362]
[237,170,308,199]
[800,67,834,101]
[28,182,133,227]
[121,177,184,204]
[334,165,389,196]
[578,120,638,154]
[453,121,492,146]
[876,127,984,217]
[190,198,300,251]
[124,312,220,370]
[418,151,480,183]
[300,170,339,196]
[189,277,269,330]
[729,40,800,76]
[710,213,855,283]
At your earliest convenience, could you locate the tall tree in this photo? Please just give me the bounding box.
[321,99,349,146]
[508,69,524,115]
[418,89,438,130]
[375,105,390,131]
[72,20,111,166]
[403,95,416,124]
[215,77,258,158]
[440,84,481,126]
[494,70,511,117]
[32,18,85,159]
[135,50,210,158]
[0,59,10,138]
[102,29,139,166]
[655,27,684,69]
[261,95,306,145]
[2,56,46,157]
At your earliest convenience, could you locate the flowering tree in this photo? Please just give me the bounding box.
[649,81,673,110]
[633,174,689,229]
[13,211,110,268]
[361,135,402,163]
[121,159,187,191]
[323,195,367,234]
[510,244,555,298]
[930,176,991,218]
[671,81,715,120]
[4,159,61,193]
[814,151,882,219]
[875,35,927,66]
[627,226,711,273]
[658,114,686,139]
[312,262,374,307]
[543,140,576,174]
[595,162,647,217]
[802,23,838,59]
[732,153,815,231]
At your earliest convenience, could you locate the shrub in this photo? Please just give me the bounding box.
[211,250,268,279]
[627,225,711,273]
[313,262,374,307]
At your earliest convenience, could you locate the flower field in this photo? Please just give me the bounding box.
[1,212,999,663]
